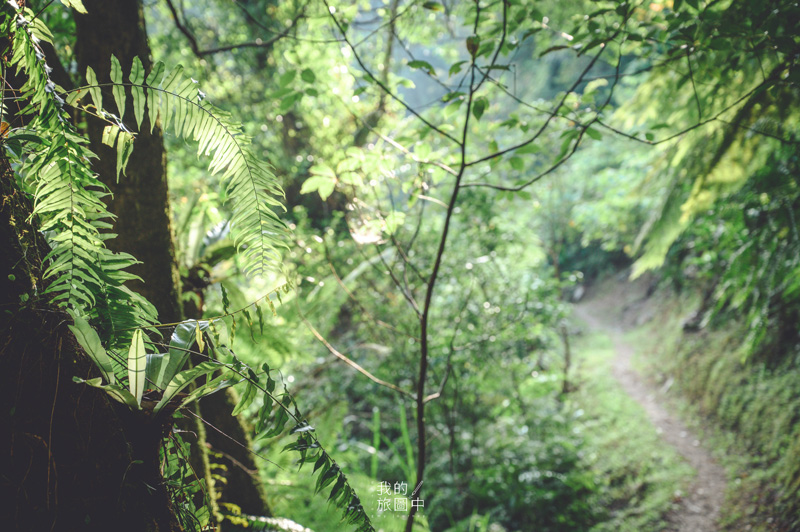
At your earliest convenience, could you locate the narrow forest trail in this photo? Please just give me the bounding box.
[574,280,727,532]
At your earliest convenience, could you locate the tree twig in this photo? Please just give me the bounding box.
[295,296,414,398]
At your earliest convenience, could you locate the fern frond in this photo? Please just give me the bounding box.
[7,8,157,338]
[66,59,288,277]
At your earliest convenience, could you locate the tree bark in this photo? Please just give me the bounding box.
[0,155,181,532]
[74,0,182,324]
[74,0,272,521]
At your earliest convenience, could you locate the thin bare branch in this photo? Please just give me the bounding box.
[296,297,414,398]
[322,0,461,145]
[165,0,305,58]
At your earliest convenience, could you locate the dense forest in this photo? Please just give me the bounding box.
[1,0,799,531]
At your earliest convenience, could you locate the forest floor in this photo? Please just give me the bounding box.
[574,274,727,532]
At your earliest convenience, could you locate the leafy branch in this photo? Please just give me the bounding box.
[7,7,157,340]
[64,56,288,279]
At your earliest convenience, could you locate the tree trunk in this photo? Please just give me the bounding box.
[0,155,181,532]
[74,0,272,521]
[74,0,182,324]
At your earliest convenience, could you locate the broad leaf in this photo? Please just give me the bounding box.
[129,56,146,129]
[154,361,224,414]
[128,329,146,406]
[68,313,115,384]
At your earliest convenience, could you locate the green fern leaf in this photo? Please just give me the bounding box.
[85,66,102,111]
[110,55,125,119]
[129,57,145,130]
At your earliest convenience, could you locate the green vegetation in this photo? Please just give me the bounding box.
[571,327,693,532]
[1,0,799,531]
[634,286,800,531]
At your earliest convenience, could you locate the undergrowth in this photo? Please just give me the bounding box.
[632,285,800,532]
[571,325,692,531]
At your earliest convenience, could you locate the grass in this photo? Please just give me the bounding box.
[252,400,429,532]
[569,322,694,532]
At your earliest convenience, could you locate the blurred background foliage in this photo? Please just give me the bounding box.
[39,0,799,529]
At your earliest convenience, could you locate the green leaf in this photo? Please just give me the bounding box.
[583,78,608,95]
[585,127,602,140]
[384,211,406,235]
[301,176,336,201]
[242,307,255,341]
[128,329,146,407]
[279,70,297,87]
[422,2,444,11]
[145,353,164,391]
[110,55,126,118]
[145,62,165,133]
[177,373,234,410]
[159,320,208,389]
[515,143,540,155]
[472,97,488,120]
[329,474,346,501]
[75,378,140,408]
[309,164,336,179]
[146,61,166,87]
[66,88,87,107]
[221,284,231,314]
[260,403,290,439]
[408,60,435,76]
[85,66,102,111]
[466,35,480,57]
[557,130,578,160]
[313,453,329,474]
[154,360,221,414]
[449,61,467,76]
[68,312,115,384]
[256,303,265,335]
[101,125,119,148]
[256,392,274,434]
[129,57,146,130]
[195,321,206,353]
[116,131,134,179]
[301,69,316,83]
[316,464,340,494]
[232,378,256,416]
[279,92,302,112]
[60,0,87,13]
[509,156,524,170]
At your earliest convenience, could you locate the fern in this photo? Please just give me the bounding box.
[6,7,369,530]
[66,56,288,279]
[7,8,157,342]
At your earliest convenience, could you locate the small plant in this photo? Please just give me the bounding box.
[69,314,237,418]
[69,308,376,531]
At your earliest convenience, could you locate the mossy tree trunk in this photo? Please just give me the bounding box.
[74,0,182,323]
[73,0,271,521]
[0,155,182,532]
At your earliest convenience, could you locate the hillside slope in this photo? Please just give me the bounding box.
[575,272,800,531]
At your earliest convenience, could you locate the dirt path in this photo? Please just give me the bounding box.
[574,284,727,532]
